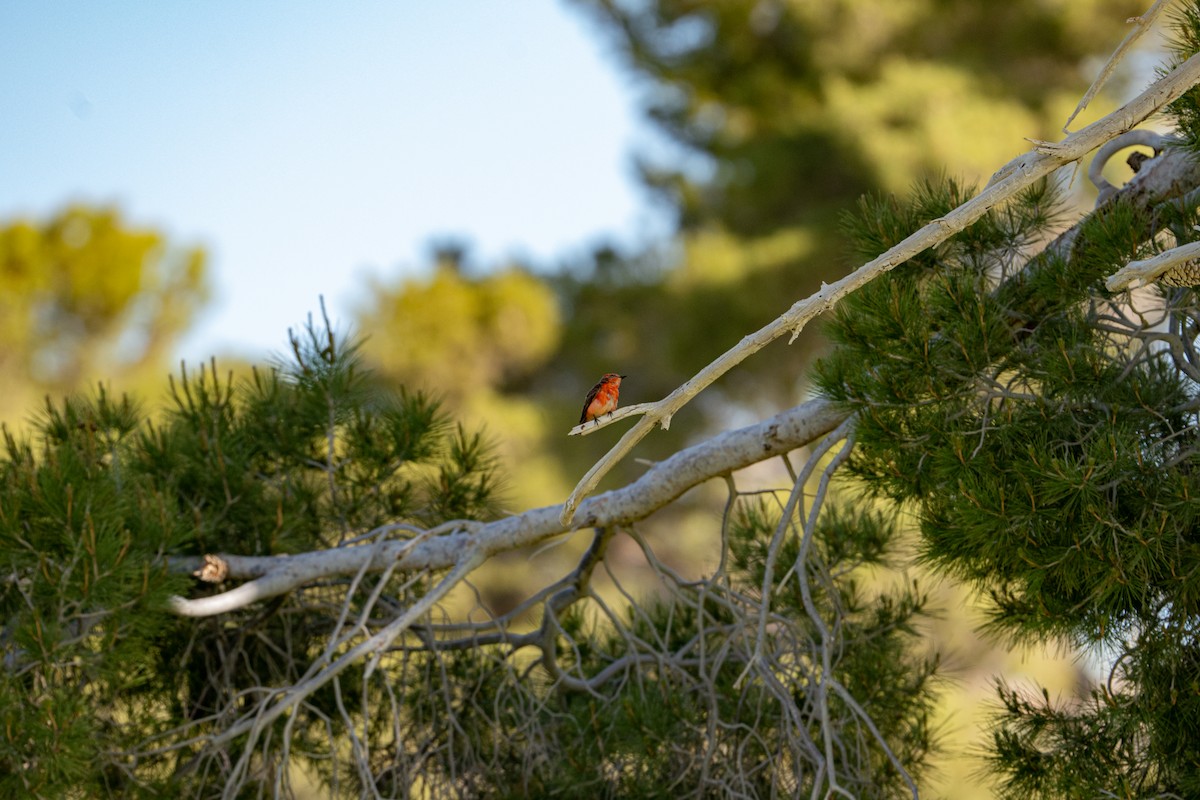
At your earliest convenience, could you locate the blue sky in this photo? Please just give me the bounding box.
[0,1,665,361]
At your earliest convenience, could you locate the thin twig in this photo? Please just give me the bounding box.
[1063,0,1176,132]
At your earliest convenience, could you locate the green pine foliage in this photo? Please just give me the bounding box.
[0,313,500,797]
[0,304,934,797]
[1163,3,1200,153]
[816,79,1200,796]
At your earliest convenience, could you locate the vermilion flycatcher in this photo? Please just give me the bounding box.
[579,373,627,424]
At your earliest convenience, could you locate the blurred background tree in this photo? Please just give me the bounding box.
[359,242,560,405]
[550,0,1148,410]
[356,0,1149,478]
[357,242,568,530]
[0,205,209,421]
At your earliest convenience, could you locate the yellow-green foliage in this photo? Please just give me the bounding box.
[0,206,209,418]
[358,259,561,401]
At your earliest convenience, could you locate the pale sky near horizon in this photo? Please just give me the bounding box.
[0,1,667,363]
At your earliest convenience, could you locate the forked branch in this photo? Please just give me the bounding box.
[559,49,1200,525]
[168,397,849,616]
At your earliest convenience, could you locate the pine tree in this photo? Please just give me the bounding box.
[0,307,934,797]
[814,10,1200,795]
[0,311,499,797]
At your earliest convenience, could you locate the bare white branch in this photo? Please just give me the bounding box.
[168,397,849,616]
[214,547,485,755]
[559,50,1200,526]
[1088,129,1172,202]
[566,401,656,435]
[1107,240,1200,291]
[1063,0,1177,132]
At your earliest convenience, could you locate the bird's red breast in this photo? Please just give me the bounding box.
[580,373,626,424]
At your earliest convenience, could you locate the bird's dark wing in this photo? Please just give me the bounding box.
[579,379,604,424]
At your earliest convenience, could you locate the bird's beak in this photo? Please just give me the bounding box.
[620,374,628,379]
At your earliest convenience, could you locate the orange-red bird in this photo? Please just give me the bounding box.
[579,373,627,425]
